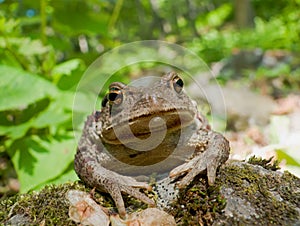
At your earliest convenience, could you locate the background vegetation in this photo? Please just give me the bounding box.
[0,0,299,195]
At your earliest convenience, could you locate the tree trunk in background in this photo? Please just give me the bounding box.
[234,0,255,29]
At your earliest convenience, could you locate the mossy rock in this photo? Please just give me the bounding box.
[1,160,300,225]
[214,161,300,225]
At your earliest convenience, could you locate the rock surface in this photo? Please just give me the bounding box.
[1,160,299,225]
[215,161,300,225]
[158,159,300,225]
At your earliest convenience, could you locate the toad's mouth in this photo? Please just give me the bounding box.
[101,109,196,145]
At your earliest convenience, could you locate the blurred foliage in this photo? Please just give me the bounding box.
[0,0,299,194]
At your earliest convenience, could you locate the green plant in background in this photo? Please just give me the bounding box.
[0,1,94,192]
[188,5,300,64]
[0,64,79,192]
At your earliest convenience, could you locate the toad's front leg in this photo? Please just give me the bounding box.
[170,130,230,188]
[74,143,155,218]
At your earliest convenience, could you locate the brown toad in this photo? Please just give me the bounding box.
[74,72,230,218]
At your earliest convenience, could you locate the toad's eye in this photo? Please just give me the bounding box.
[101,82,125,108]
[108,90,123,106]
[172,75,184,93]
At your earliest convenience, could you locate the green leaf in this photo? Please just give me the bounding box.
[18,39,49,56]
[0,122,33,140]
[32,93,73,128]
[8,135,76,193]
[33,164,79,191]
[51,58,84,84]
[44,167,78,188]
[0,97,71,140]
[196,3,232,30]
[52,1,109,36]
[0,89,89,140]
[276,149,300,167]
[0,65,58,111]
[52,59,83,76]
[206,3,232,27]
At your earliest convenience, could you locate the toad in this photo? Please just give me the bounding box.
[74,72,230,218]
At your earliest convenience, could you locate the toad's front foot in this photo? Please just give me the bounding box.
[103,174,155,218]
[75,151,155,219]
[169,131,230,188]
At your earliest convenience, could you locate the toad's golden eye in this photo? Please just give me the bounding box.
[172,75,184,93]
[108,90,123,106]
[101,82,125,107]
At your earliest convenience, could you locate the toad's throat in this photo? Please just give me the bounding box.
[101,110,195,145]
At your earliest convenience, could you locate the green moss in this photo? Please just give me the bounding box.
[0,181,120,225]
[247,156,280,171]
[0,181,154,225]
[218,162,300,225]
[169,175,226,226]
[0,182,83,225]
[167,161,299,225]
[279,172,300,206]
